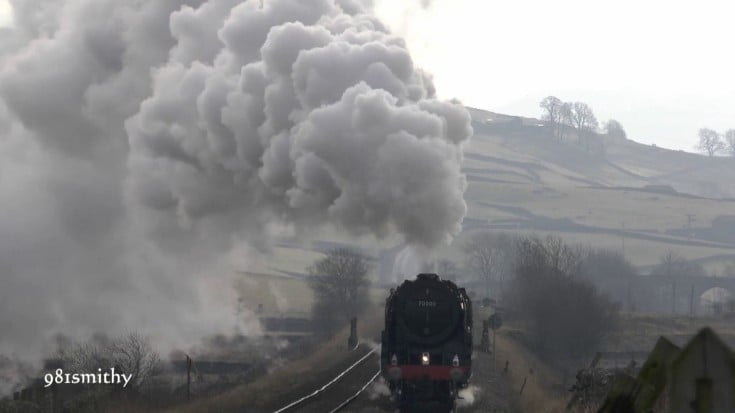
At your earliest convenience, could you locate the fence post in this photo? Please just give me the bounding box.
[492,327,497,374]
[186,355,192,401]
[520,377,528,395]
[480,320,490,353]
[348,317,358,350]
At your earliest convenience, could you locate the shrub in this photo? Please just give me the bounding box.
[505,236,619,360]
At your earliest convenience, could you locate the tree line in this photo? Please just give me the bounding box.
[307,237,730,360]
[539,96,626,154]
[538,96,735,159]
[464,233,620,360]
[461,231,730,360]
[696,128,735,157]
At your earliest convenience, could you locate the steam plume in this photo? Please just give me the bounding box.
[0,0,471,394]
[126,0,472,248]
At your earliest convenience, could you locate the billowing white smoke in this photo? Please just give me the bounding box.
[0,0,233,395]
[0,0,471,394]
[368,376,392,400]
[457,384,480,407]
[391,245,435,282]
[126,0,471,249]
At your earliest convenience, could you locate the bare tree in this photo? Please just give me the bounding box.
[57,332,160,390]
[559,102,574,140]
[513,235,584,276]
[308,248,371,334]
[57,335,113,375]
[604,119,626,140]
[505,236,619,360]
[696,128,725,156]
[109,332,161,389]
[652,250,681,278]
[539,96,564,140]
[651,251,706,314]
[724,129,735,156]
[582,249,638,310]
[462,232,515,296]
[651,251,706,279]
[569,102,599,132]
[568,102,599,151]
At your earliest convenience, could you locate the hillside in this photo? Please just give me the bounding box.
[236,107,735,315]
[465,107,735,197]
[460,107,735,269]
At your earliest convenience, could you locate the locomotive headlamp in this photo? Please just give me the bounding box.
[421,352,430,365]
[390,354,398,366]
[452,354,460,367]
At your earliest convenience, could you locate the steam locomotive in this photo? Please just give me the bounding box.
[381,273,473,413]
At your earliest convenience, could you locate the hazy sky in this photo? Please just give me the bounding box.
[374,0,735,151]
[2,1,733,150]
[0,1,9,27]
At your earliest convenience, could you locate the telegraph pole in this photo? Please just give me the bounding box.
[621,221,626,256]
[492,326,496,374]
[186,354,192,401]
[672,280,677,315]
[689,284,695,317]
[686,214,696,240]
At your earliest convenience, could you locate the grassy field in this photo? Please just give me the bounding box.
[467,185,735,236]
[406,137,734,280]
[454,122,735,270]
[159,306,386,413]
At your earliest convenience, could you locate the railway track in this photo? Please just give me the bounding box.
[273,346,380,413]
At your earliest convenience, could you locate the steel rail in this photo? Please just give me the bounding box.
[328,369,380,413]
[272,347,377,413]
